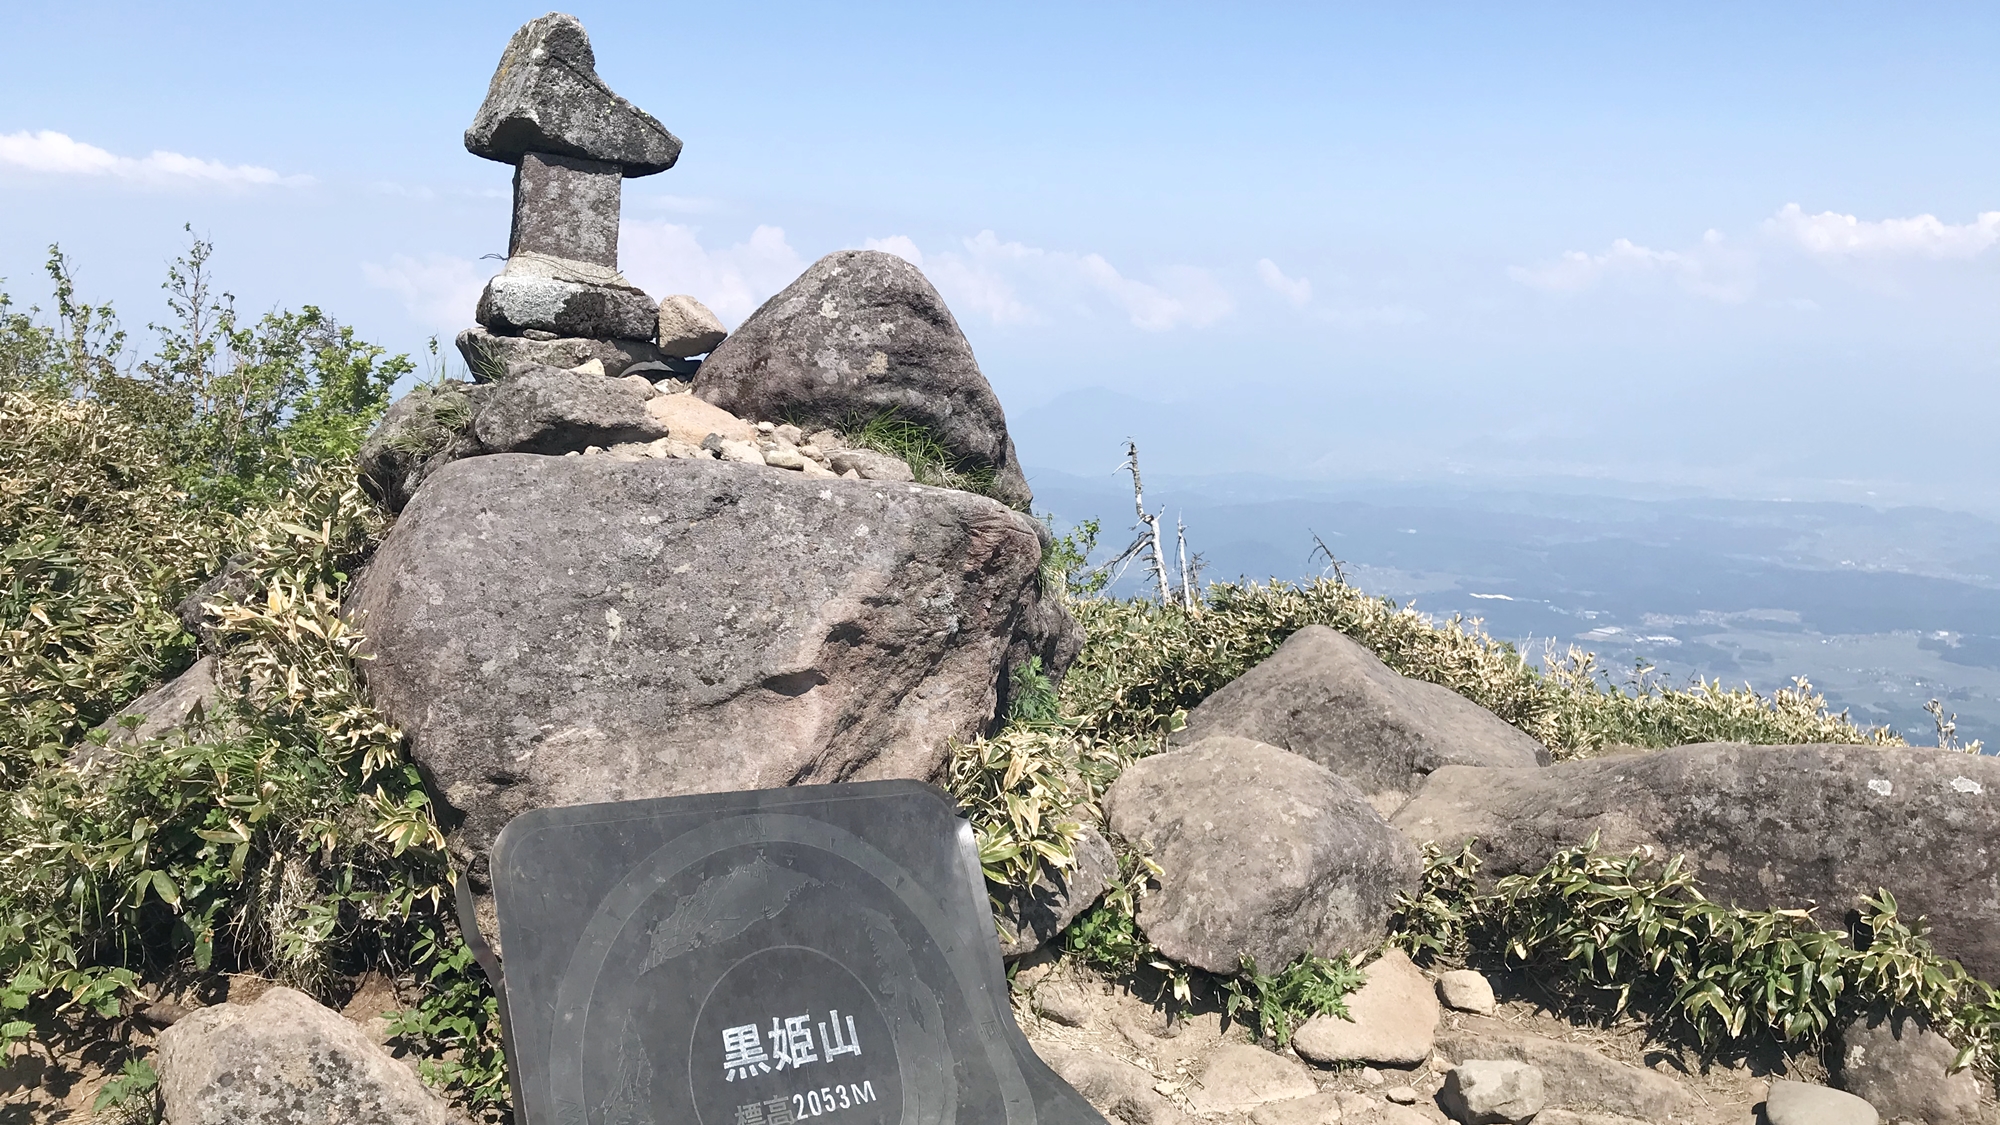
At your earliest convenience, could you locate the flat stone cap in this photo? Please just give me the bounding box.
[465,12,682,176]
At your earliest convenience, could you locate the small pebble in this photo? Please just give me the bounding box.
[1385,1085,1418,1104]
[1360,1067,1384,1087]
[755,420,776,434]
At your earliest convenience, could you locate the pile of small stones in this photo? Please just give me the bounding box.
[567,364,920,483]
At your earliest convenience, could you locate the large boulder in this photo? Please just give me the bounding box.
[1101,735,1421,975]
[1175,625,1547,817]
[1837,1012,1985,1125]
[464,13,681,175]
[694,250,1033,509]
[349,454,1074,881]
[1392,743,2000,982]
[154,986,462,1125]
[1766,1079,1879,1125]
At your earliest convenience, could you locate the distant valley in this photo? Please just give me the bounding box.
[1029,467,2000,749]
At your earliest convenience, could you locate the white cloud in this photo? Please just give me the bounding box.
[361,254,490,337]
[1765,202,2000,259]
[1510,229,1753,302]
[913,230,1233,331]
[1257,258,1313,306]
[862,235,925,268]
[0,129,310,188]
[621,222,806,325]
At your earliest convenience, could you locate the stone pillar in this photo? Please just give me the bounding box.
[510,152,623,268]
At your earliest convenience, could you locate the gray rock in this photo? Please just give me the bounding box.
[1439,1060,1545,1124]
[456,325,668,380]
[465,363,665,454]
[657,294,728,358]
[695,250,1032,509]
[1248,1092,1347,1125]
[349,454,1076,879]
[762,445,807,470]
[1186,1042,1319,1114]
[1436,969,1496,1015]
[1434,1024,1688,1121]
[72,656,225,773]
[1175,625,1548,817]
[1383,1085,1419,1104]
[476,254,658,340]
[1838,1012,1984,1125]
[1393,743,2000,982]
[1102,736,1421,975]
[1766,1079,1879,1125]
[464,13,681,175]
[356,381,484,513]
[1034,1042,1185,1125]
[98,655,221,748]
[154,986,462,1125]
[827,447,917,483]
[1291,948,1439,1067]
[510,151,621,266]
[358,367,667,513]
[995,823,1116,958]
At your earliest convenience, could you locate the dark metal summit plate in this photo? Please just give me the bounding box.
[492,780,1107,1125]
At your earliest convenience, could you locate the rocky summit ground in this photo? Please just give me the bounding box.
[1011,955,1996,1125]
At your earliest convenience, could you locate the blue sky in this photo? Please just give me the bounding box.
[4,3,1997,510]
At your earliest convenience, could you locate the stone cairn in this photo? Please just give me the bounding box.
[456,13,727,381]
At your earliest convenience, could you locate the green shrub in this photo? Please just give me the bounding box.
[4,238,407,513]
[0,391,230,778]
[0,469,433,1031]
[0,249,507,1111]
[1396,838,2000,1070]
[955,566,1905,1052]
[843,408,1003,501]
[1223,953,1365,1048]
[1059,577,1891,757]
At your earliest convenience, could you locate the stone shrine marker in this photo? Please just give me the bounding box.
[492,781,1107,1125]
